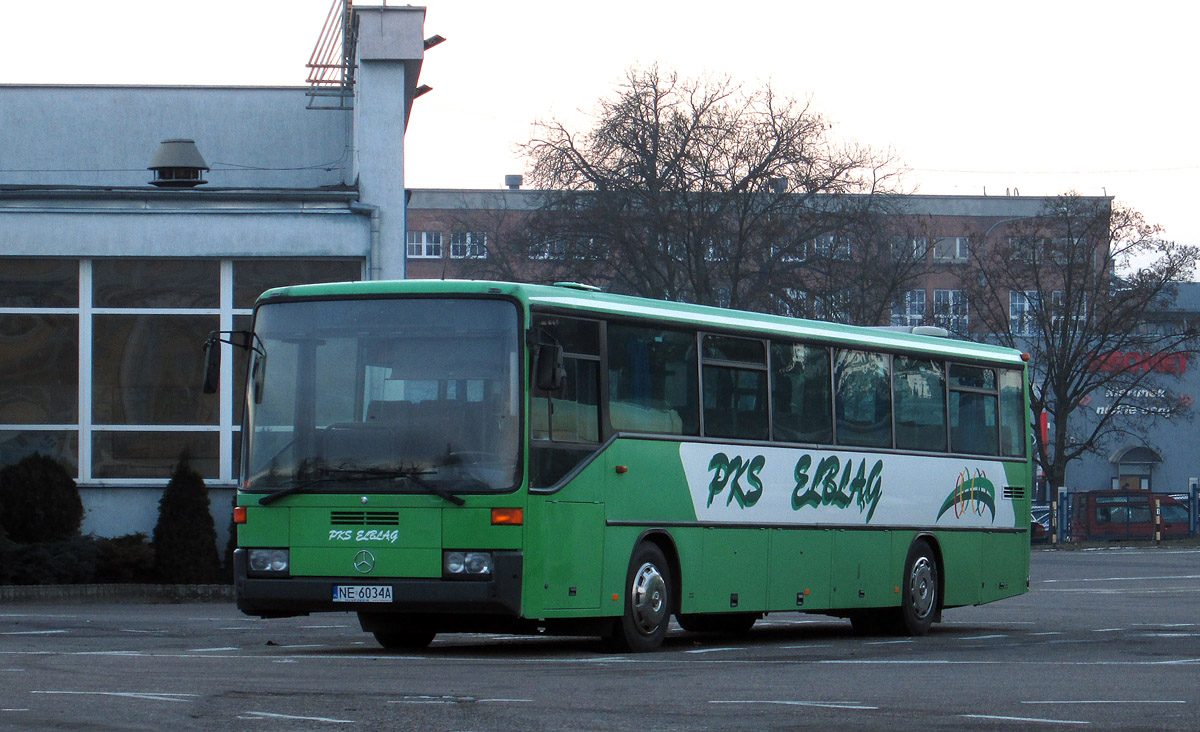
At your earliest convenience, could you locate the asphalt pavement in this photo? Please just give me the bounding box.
[1,547,1197,731]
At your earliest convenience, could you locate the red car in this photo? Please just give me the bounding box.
[1068,490,1191,541]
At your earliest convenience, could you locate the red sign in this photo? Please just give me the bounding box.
[1088,351,1188,375]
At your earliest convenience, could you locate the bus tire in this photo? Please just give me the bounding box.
[608,543,672,652]
[897,540,939,636]
[372,627,436,650]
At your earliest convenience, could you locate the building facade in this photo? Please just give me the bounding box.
[0,5,429,540]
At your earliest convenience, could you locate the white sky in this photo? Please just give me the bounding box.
[5,0,1199,253]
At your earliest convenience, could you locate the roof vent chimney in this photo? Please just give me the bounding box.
[504,174,523,190]
[148,139,209,188]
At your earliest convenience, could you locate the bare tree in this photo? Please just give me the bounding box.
[518,65,911,316]
[957,194,1199,496]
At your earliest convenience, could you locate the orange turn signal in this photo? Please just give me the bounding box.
[233,506,247,524]
[491,507,523,526]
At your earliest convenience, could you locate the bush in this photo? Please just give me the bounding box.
[94,533,156,583]
[0,536,100,585]
[152,455,221,583]
[0,454,83,543]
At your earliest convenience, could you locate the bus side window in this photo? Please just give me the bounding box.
[607,324,697,435]
[999,369,1026,457]
[893,357,947,452]
[948,364,999,456]
[834,350,892,449]
[530,315,601,489]
[701,335,767,441]
[770,341,832,444]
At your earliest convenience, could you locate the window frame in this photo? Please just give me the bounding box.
[891,289,927,327]
[406,231,444,259]
[449,231,488,259]
[932,236,970,263]
[0,257,363,487]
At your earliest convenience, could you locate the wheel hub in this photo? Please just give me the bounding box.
[909,556,936,619]
[630,562,667,634]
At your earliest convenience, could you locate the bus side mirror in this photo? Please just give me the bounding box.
[534,343,566,392]
[251,351,267,404]
[201,336,221,394]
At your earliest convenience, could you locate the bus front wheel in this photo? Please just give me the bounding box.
[897,540,939,636]
[607,543,672,652]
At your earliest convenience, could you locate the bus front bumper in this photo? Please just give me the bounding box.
[233,549,523,619]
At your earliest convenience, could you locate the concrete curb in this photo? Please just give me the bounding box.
[0,583,234,604]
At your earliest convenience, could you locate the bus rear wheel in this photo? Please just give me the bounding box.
[607,543,672,652]
[897,540,939,636]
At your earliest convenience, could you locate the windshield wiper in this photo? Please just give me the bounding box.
[399,470,467,507]
[256,466,466,506]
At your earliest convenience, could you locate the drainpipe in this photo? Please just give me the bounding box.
[349,201,382,281]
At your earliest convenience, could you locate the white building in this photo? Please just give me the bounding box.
[0,4,429,540]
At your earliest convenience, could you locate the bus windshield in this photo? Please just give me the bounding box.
[243,297,521,495]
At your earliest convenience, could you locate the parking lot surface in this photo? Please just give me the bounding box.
[1,547,1198,731]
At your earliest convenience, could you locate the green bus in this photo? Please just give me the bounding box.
[215,279,1032,652]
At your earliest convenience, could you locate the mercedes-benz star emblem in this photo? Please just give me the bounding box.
[353,550,376,574]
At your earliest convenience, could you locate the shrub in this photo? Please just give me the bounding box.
[0,536,100,585]
[94,533,156,583]
[152,455,221,583]
[0,453,83,543]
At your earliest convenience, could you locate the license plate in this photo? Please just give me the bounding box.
[332,585,393,603]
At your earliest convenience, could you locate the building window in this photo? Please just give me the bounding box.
[450,232,487,259]
[812,233,851,260]
[1010,290,1040,336]
[0,256,362,486]
[406,231,443,259]
[933,289,968,333]
[891,237,928,262]
[813,291,850,321]
[529,240,561,260]
[780,288,807,318]
[891,289,926,327]
[530,238,594,260]
[933,236,969,262]
[1051,290,1085,327]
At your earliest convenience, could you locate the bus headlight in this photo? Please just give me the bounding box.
[247,549,290,576]
[443,551,492,578]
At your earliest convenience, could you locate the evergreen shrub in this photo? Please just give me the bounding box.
[0,536,100,585]
[95,533,156,583]
[152,455,221,583]
[0,453,84,543]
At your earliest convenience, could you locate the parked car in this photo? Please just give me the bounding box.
[1030,505,1051,544]
[1068,490,1191,541]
